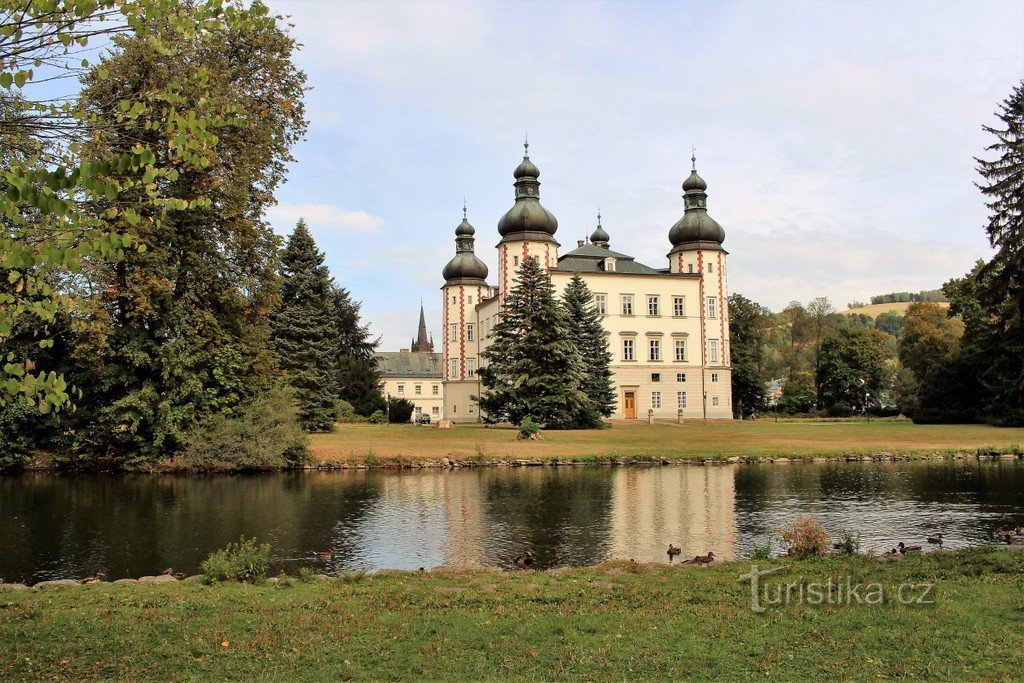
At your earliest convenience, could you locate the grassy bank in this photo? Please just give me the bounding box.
[2,548,1022,681]
[310,419,1024,466]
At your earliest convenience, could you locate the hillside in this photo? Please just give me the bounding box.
[846,301,951,317]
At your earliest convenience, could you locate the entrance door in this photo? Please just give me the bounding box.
[623,391,636,419]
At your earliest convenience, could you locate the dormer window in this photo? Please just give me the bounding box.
[602,257,617,272]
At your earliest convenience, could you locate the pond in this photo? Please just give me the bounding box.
[2,459,1023,583]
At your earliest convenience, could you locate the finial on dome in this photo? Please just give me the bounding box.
[463,197,467,220]
[691,145,697,171]
[524,134,529,157]
[590,205,610,247]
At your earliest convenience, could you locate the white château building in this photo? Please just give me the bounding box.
[439,144,733,422]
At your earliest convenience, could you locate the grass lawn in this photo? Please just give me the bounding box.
[2,549,1022,681]
[310,419,1024,465]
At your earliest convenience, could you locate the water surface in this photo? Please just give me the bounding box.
[1,460,1022,583]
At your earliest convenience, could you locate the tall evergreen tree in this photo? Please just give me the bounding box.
[729,293,770,418]
[331,286,385,416]
[561,274,615,426]
[272,221,339,432]
[477,258,592,429]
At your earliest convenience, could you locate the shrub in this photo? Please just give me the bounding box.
[517,416,541,440]
[179,388,310,472]
[386,396,416,423]
[781,515,829,558]
[834,529,861,555]
[367,410,387,424]
[751,541,773,561]
[0,401,40,470]
[336,400,361,423]
[201,537,271,584]
[826,402,854,418]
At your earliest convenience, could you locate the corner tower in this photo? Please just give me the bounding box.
[442,206,489,418]
[496,141,559,301]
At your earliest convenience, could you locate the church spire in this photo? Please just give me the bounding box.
[411,300,433,352]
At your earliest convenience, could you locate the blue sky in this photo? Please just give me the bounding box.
[265,0,1023,350]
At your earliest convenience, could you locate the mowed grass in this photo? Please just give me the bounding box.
[309,419,1024,464]
[2,549,1022,681]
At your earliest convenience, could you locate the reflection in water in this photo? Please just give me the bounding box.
[1,460,1022,583]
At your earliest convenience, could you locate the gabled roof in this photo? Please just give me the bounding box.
[552,242,661,275]
[376,352,443,378]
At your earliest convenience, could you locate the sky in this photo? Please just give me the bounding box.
[264,0,1023,351]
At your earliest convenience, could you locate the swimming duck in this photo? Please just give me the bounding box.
[514,550,534,570]
[667,545,681,559]
[311,548,336,560]
[882,548,899,557]
[926,534,943,546]
[898,542,922,554]
[682,552,715,565]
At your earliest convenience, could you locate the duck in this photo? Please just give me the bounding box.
[82,572,105,584]
[311,547,336,560]
[898,542,922,554]
[882,548,899,557]
[682,552,715,565]
[926,534,943,546]
[514,550,535,570]
[667,544,681,559]
[162,567,186,580]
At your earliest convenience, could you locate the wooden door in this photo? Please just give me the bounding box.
[623,391,636,419]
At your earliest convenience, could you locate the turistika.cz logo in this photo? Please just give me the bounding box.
[737,565,935,613]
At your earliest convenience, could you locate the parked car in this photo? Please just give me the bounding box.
[418,412,431,424]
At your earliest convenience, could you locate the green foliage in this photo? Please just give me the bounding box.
[272,222,340,432]
[477,258,594,429]
[750,542,773,561]
[386,396,416,424]
[778,371,816,414]
[179,388,310,472]
[367,410,386,424]
[898,302,963,383]
[561,274,614,426]
[331,287,384,417]
[870,289,948,304]
[834,530,861,555]
[816,328,890,413]
[874,311,904,337]
[728,293,770,418]
[200,537,271,584]
[517,416,541,439]
[0,400,40,468]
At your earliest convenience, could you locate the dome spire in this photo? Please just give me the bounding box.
[668,150,725,253]
[590,205,610,247]
[498,141,559,242]
[443,205,488,284]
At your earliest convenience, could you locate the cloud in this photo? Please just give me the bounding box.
[267,203,385,234]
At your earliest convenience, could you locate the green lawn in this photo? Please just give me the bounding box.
[3,549,1022,681]
[310,419,1024,465]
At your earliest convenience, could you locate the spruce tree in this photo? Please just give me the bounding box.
[332,286,386,416]
[561,274,615,426]
[272,221,339,431]
[477,258,592,429]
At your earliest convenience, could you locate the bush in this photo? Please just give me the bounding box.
[834,529,861,555]
[336,400,361,423]
[517,416,541,440]
[751,541,773,561]
[386,396,416,423]
[781,515,829,558]
[179,388,310,472]
[826,402,854,418]
[0,401,40,470]
[201,537,271,584]
[367,410,386,424]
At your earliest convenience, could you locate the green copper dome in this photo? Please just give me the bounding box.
[590,210,610,246]
[498,142,558,241]
[443,209,489,283]
[668,154,726,253]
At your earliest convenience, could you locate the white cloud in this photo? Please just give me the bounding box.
[267,203,385,234]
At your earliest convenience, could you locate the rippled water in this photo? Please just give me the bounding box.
[1,460,1022,583]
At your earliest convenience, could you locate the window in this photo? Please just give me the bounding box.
[450,324,458,341]
[707,297,717,318]
[414,385,422,395]
[676,373,686,383]
[651,391,662,409]
[432,407,439,417]
[432,384,439,395]
[604,258,616,272]
[709,339,720,364]
[466,323,474,341]
[674,339,687,362]
[673,296,686,317]
[711,372,719,383]
[514,255,519,266]
[621,295,633,315]
[466,359,476,378]
[647,295,660,316]
[623,338,635,361]
[595,294,607,315]
[688,263,694,273]
[468,295,473,304]
[712,396,720,406]
[651,373,661,382]
[678,391,687,408]
[708,262,714,273]
[397,384,404,395]
[450,359,458,379]
[649,339,661,361]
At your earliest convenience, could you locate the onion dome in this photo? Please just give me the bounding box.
[443,205,489,284]
[668,152,726,253]
[590,209,610,247]
[497,140,559,242]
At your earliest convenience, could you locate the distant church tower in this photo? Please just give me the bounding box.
[410,302,433,352]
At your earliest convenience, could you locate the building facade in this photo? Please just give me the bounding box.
[376,303,443,422]
[441,145,733,422]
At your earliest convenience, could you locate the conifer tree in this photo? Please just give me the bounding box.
[477,258,592,429]
[561,274,614,426]
[272,221,339,431]
[331,286,386,416]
